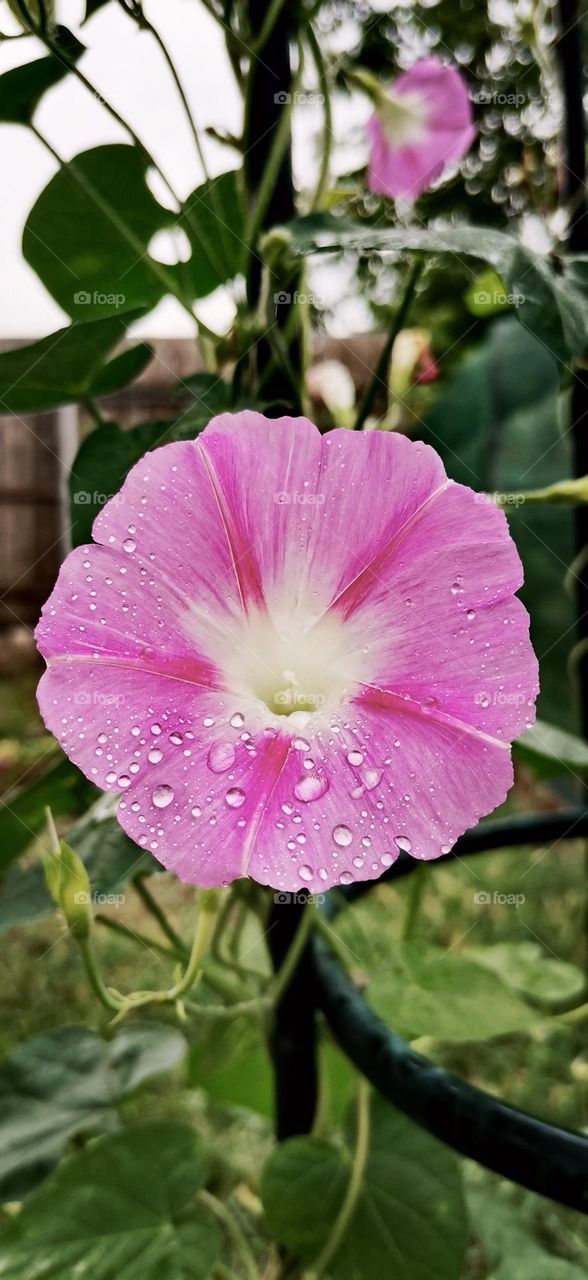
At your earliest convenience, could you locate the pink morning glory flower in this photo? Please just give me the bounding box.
[35,413,537,893]
[366,57,475,200]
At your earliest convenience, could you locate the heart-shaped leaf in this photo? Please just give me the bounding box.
[262,1094,467,1279]
[0,1122,219,1279]
[0,1025,186,1202]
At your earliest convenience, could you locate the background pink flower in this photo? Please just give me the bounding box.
[367,57,475,199]
[35,413,537,893]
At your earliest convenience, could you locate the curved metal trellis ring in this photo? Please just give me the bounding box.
[313,807,588,1215]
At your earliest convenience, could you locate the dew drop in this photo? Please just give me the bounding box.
[118,774,131,789]
[191,805,202,818]
[225,786,245,809]
[333,824,352,847]
[151,723,162,736]
[339,870,353,885]
[152,784,174,809]
[169,732,183,746]
[394,836,412,853]
[230,712,245,729]
[148,748,163,764]
[347,750,364,767]
[293,772,329,803]
[381,851,395,867]
[466,609,476,621]
[208,741,236,773]
[360,766,381,791]
[97,732,107,745]
[122,537,136,553]
[293,737,311,752]
[298,864,313,882]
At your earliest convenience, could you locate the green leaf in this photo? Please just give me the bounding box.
[90,341,153,398]
[366,941,538,1041]
[465,942,585,1009]
[281,215,588,365]
[0,758,92,873]
[69,420,178,547]
[0,1025,186,1202]
[0,315,145,414]
[189,1018,273,1117]
[84,0,110,17]
[0,1122,219,1279]
[23,145,176,320]
[262,1094,467,1279]
[182,169,245,298]
[469,1190,588,1279]
[514,719,588,777]
[69,379,231,546]
[0,27,84,125]
[420,318,575,728]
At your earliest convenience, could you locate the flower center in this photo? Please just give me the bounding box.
[378,89,429,146]
[216,607,368,723]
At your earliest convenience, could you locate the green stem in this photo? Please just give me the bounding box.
[303,1080,370,1279]
[353,257,424,431]
[251,0,289,52]
[78,936,125,1013]
[134,874,189,957]
[29,123,220,342]
[313,912,352,969]
[95,913,180,962]
[197,1190,260,1280]
[117,2,233,283]
[34,32,227,329]
[305,25,332,210]
[243,51,302,288]
[402,864,427,941]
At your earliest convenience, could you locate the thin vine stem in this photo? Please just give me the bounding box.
[134,874,189,957]
[35,22,230,298]
[304,24,332,210]
[353,257,424,430]
[197,1190,260,1280]
[29,123,221,344]
[303,1080,370,1279]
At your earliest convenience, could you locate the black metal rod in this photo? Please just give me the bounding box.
[312,939,588,1213]
[267,895,318,1139]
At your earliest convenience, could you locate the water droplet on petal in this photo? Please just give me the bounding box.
[339,870,353,885]
[466,609,476,621]
[230,712,245,729]
[122,537,136,553]
[394,836,412,853]
[298,864,313,882]
[360,766,381,791]
[208,741,236,773]
[225,786,245,809]
[293,737,311,752]
[169,732,183,746]
[381,851,395,867]
[148,748,163,764]
[333,824,352,847]
[191,805,202,818]
[152,784,174,809]
[294,772,329,803]
[347,750,364,767]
